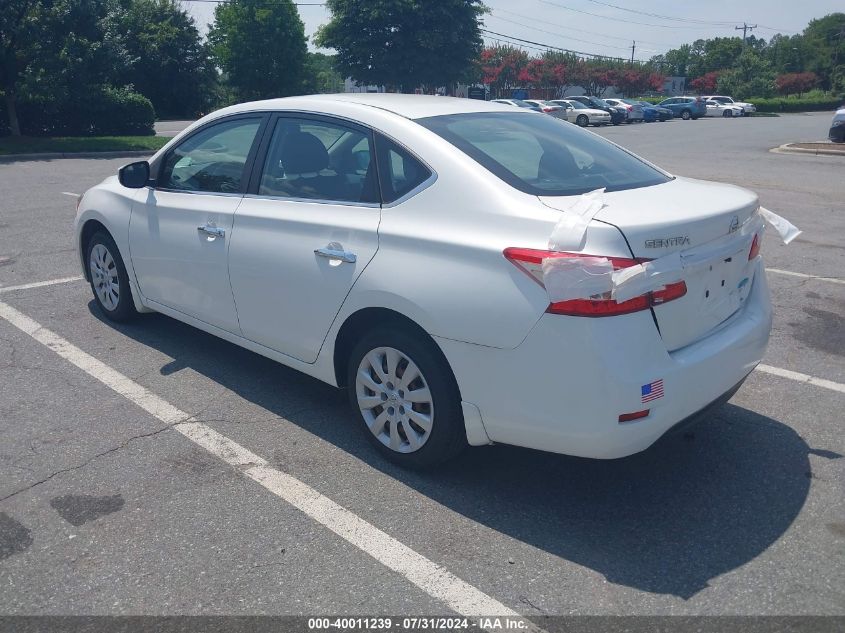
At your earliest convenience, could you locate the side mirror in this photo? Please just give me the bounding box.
[118,161,150,189]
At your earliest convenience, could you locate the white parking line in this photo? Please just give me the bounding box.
[767,268,845,285]
[60,191,80,198]
[756,364,845,394]
[0,299,534,628]
[0,276,84,294]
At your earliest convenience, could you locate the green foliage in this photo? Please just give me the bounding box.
[715,49,776,99]
[102,0,217,118]
[0,134,167,155]
[303,52,344,94]
[208,0,308,101]
[315,0,485,92]
[1,86,155,136]
[748,93,842,112]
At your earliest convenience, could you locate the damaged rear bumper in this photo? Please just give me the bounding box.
[436,258,772,459]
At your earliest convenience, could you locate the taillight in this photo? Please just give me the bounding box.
[503,247,687,317]
[748,233,761,260]
[542,106,554,113]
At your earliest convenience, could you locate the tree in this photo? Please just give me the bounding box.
[479,45,529,98]
[775,71,818,97]
[208,0,308,101]
[102,0,217,118]
[802,13,845,91]
[573,62,620,97]
[613,68,664,97]
[303,52,344,94]
[315,0,485,92]
[717,49,775,98]
[689,71,721,94]
[1,0,115,136]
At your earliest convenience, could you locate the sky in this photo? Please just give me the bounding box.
[183,0,843,62]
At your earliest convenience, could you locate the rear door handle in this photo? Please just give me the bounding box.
[198,224,225,239]
[315,243,356,263]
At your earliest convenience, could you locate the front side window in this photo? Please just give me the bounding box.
[374,135,432,203]
[258,117,377,203]
[159,117,262,193]
[417,112,670,197]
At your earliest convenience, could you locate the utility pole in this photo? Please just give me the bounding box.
[630,40,636,65]
[735,23,757,47]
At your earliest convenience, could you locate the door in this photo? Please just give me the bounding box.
[129,115,265,333]
[228,114,383,363]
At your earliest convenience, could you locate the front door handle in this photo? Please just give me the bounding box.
[315,243,356,264]
[198,224,225,239]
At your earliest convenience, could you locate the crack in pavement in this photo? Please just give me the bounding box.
[0,419,188,504]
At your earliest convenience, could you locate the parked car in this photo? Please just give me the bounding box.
[75,94,773,467]
[523,99,568,120]
[702,95,756,115]
[657,96,707,120]
[830,107,845,142]
[549,99,612,127]
[704,100,745,118]
[636,101,672,122]
[491,98,543,112]
[565,95,627,125]
[604,98,645,122]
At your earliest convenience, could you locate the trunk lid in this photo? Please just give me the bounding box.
[541,177,763,350]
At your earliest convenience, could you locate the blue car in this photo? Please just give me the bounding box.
[657,96,706,120]
[636,101,672,122]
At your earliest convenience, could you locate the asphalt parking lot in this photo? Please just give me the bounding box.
[0,112,843,622]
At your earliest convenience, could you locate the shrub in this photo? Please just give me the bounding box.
[749,95,842,112]
[0,86,155,137]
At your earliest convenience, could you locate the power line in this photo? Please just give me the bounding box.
[480,28,647,62]
[492,6,665,46]
[487,14,637,52]
[536,0,737,30]
[584,0,739,27]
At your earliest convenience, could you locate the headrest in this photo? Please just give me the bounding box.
[280,132,329,174]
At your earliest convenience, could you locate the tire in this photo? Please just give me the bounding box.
[576,114,589,127]
[86,231,137,322]
[347,326,466,468]
[680,109,691,120]
[722,110,733,118]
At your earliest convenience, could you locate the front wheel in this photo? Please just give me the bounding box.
[681,109,691,120]
[347,327,466,468]
[86,231,137,322]
[722,110,733,118]
[576,114,589,127]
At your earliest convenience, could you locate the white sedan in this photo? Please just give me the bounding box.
[705,100,745,117]
[75,94,774,467]
[702,95,757,114]
[548,99,611,126]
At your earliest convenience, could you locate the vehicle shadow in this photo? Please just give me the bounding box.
[92,305,813,599]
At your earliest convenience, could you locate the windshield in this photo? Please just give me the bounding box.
[567,101,588,110]
[417,112,671,196]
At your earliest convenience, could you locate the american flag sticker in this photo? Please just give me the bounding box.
[641,379,664,403]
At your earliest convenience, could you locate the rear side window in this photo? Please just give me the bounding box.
[417,112,670,197]
[375,135,432,203]
[159,117,262,193]
[257,116,378,204]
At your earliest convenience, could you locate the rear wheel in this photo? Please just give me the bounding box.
[576,114,589,127]
[681,109,692,120]
[347,327,466,468]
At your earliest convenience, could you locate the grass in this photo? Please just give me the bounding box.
[748,112,780,117]
[0,135,168,156]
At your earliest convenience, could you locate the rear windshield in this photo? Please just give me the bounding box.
[417,112,671,196]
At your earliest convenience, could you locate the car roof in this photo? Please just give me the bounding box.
[214,93,512,121]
